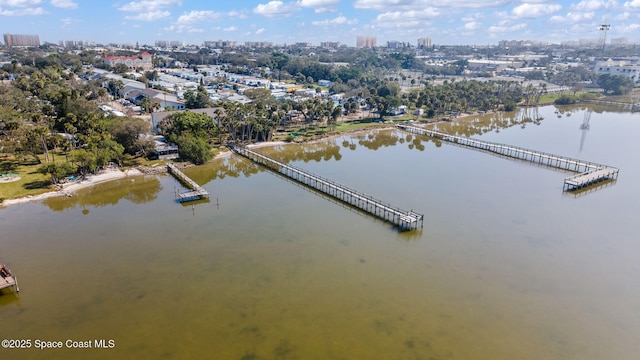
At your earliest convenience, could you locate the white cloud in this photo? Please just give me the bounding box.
[0,6,44,15]
[50,0,77,9]
[512,3,561,18]
[573,0,615,11]
[125,10,170,21]
[354,0,512,10]
[0,0,41,6]
[175,10,224,23]
[117,0,180,12]
[117,0,180,21]
[223,26,237,32]
[375,8,439,22]
[0,0,44,15]
[488,23,527,33]
[624,0,640,9]
[253,1,300,18]
[464,21,480,30]
[549,11,594,22]
[167,9,242,33]
[299,0,340,12]
[312,15,358,26]
[256,28,266,34]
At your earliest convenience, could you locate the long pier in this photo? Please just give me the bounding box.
[167,163,210,202]
[398,124,619,191]
[230,144,423,231]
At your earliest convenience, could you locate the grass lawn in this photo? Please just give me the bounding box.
[0,154,58,201]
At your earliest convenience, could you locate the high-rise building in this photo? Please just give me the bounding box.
[356,36,376,48]
[387,40,408,49]
[203,40,237,48]
[3,33,40,47]
[320,41,340,49]
[417,37,432,48]
[155,40,184,48]
[244,41,273,48]
[59,40,94,48]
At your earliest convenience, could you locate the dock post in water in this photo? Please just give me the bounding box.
[229,144,424,232]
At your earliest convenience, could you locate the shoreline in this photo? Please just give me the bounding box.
[1,168,143,208]
[0,120,462,209]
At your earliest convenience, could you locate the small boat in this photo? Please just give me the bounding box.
[0,263,19,293]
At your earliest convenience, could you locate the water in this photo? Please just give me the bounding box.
[1,105,639,359]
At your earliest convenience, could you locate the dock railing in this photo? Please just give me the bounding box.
[167,163,210,202]
[230,144,423,231]
[398,124,619,191]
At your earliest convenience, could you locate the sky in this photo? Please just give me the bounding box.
[1,0,639,46]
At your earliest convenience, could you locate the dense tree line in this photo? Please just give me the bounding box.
[0,54,153,183]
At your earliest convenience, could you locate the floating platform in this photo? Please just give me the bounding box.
[563,167,619,191]
[167,163,209,202]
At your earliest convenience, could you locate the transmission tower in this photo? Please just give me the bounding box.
[599,24,610,59]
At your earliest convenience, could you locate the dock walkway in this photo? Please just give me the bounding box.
[167,163,209,202]
[230,144,423,231]
[398,124,619,191]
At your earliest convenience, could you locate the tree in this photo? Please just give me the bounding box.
[159,110,218,142]
[184,85,213,109]
[109,117,154,156]
[597,74,635,95]
[113,63,130,74]
[176,134,212,164]
[37,162,77,184]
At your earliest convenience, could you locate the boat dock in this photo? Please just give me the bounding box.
[0,264,19,293]
[230,144,423,231]
[167,163,210,202]
[398,124,619,191]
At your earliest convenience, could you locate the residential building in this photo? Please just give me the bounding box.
[417,37,432,48]
[356,36,377,48]
[244,41,272,48]
[125,88,185,112]
[3,33,40,47]
[595,59,640,82]
[387,41,408,50]
[59,40,94,48]
[103,52,153,71]
[203,40,237,48]
[155,40,184,48]
[320,42,340,49]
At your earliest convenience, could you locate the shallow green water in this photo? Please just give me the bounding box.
[1,105,639,359]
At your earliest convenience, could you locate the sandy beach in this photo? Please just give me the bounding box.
[1,168,143,207]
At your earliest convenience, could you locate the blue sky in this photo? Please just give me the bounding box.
[1,0,639,46]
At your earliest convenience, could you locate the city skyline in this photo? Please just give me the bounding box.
[0,1,639,46]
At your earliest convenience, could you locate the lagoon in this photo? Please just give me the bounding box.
[1,105,639,359]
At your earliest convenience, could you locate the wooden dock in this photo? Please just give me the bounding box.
[398,124,619,191]
[0,263,19,293]
[230,144,423,231]
[167,163,210,202]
